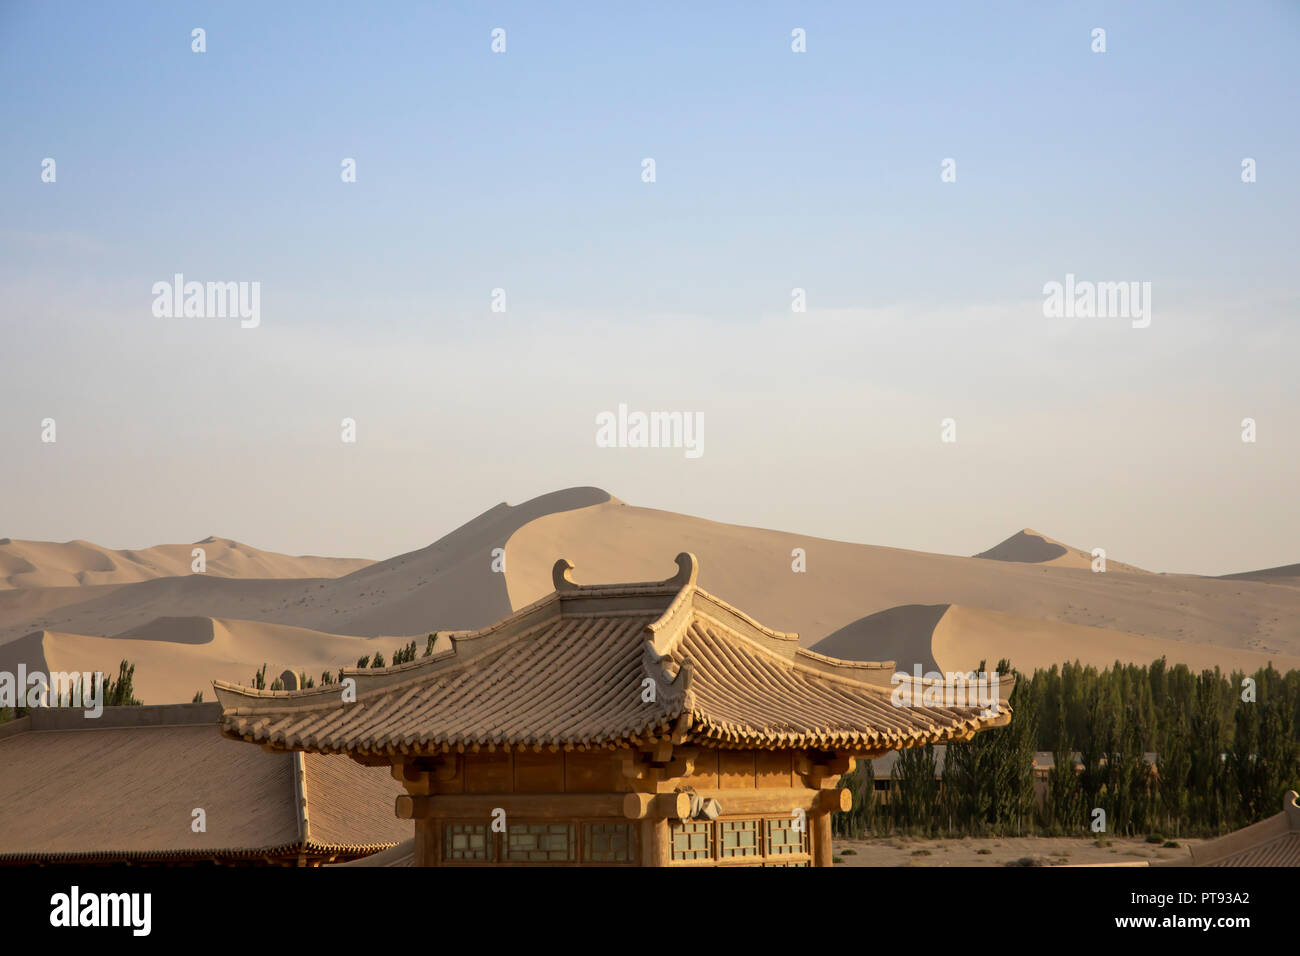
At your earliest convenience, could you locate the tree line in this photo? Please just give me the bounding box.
[834,657,1300,840]
[0,659,141,721]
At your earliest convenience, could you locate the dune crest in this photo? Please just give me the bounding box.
[2,486,1297,704]
[810,603,1300,676]
[0,617,420,705]
[929,605,1300,675]
[502,496,1299,660]
[973,528,1147,573]
[0,537,373,589]
[1219,562,1300,588]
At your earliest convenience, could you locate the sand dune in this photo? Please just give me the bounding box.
[0,575,330,647]
[0,487,614,645]
[265,486,617,636]
[810,605,950,672]
[1,486,1296,704]
[931,605,1300,675]
[973,529,1148,574]
[810,604,1300,676]
[502,498,1300,658]
[1219,563,1300,588]
[0,536,372,589]
[0,617,417,705]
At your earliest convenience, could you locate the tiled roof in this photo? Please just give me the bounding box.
[336,837,415,867]
[1030,752,1157,771]
[1205,833,1300,867]
[0,703,408,863]
[1188,790,1300,867]
[216,554,1012,756]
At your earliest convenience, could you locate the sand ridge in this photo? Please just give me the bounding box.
[0,536,373,589]
[0,486,1295,703]
[810,604,1300,676]
[502,497,1299,659]
[0,617,417,705]
[973,529,1148,574]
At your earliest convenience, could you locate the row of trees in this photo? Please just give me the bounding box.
[240,633,440,695]
[835,658,1300,839]
[1,633,445,714]
[0,659,141,720]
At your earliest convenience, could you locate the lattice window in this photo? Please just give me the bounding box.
[765,860,810,867]
[765,817,807,856]
[443,823,491,862]
[718,818,760,858]
[583,822,637,863]
[505,823,575,862]
[670,820,713,861]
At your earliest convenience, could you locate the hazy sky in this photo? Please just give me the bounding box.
[2,2,1297,576]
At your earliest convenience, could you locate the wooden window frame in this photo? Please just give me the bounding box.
[438,818,640,866]
[669,814,813,867]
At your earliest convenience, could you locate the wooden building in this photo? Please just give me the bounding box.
[1158,790,1300,867]
[0,702,408,866]
[215,554,1012,867]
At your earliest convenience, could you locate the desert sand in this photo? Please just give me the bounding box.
[0,536,372,589]
[973,528,1148,574]
[832,835,1198,867]
[0,618,413,704]
[1,486,1296,703]
[503,496,1300,660]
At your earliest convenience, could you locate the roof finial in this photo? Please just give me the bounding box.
[667,552,699,589]
[553,558,578,591]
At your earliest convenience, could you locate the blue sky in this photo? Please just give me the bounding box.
[1,1,1298,574]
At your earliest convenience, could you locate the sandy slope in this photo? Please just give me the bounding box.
[809,605,952,672]
[502,499,1300,659]
[0,488,615,703]
[810,604,1300,675]
[261,486,617,636]
[0,536,372,589]
[930,605,1300,674]
[973,528,1148,574]
[1219,562,1300,588]
[0,576,330,647]
[0,486,1296,704]
[832,835,1195,867]
[0,618,418,705]
[0,487,614,646]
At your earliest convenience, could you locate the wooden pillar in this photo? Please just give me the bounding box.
[413,817,440,866]
[810,786,849,867]
[811,809,832,867]
[641,817,670,867]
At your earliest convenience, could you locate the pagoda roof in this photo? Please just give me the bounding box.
[1177,790,1300,867]
[214,554,1012,757]
[0,703,407,864]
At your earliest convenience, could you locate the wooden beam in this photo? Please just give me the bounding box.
[621,791,691,820]
[396,792,631,821]
[678,788,823,815]
[816,788,853,813]
[824,754,854,776]
[662,756,696,778]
